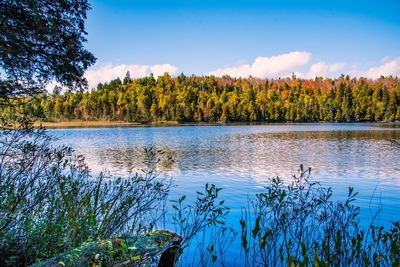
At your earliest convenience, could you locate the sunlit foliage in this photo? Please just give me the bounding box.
[13,74,400,123]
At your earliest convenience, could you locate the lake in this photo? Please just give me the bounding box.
[48,123,400,265]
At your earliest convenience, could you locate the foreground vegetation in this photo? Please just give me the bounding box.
[0,126,228,266]
[1,124,399,266]
[240,165,400,266]
[9,74,400,123]
[0,127,169,265]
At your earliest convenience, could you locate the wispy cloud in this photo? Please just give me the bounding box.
[350,57,400,79]
[78,54,400,91]
[208,51,311,78]
[84,63,179,88]
[306,62,346,78]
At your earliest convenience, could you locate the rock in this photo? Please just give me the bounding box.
[30,230,182,267]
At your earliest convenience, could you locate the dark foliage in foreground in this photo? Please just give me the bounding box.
[0,128,172,266]
[1,127,399,266]
[0,0,96,99]
[240,165,400,266]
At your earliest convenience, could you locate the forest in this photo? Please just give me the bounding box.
[4,74,400,123]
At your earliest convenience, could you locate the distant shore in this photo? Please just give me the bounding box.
[33,120,206,128]
[32,120,400,129]
[33,120,233,128]
[34,121,142,128]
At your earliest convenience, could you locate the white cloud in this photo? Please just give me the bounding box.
[84,63,179,88]
[292,72,305,79]
[351,57,400,79]
[208,51,311,78]
[306,61,346,78]
[45,54,400,93]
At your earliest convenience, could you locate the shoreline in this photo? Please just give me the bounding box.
[33,120,400,129]
[34,121,143,129]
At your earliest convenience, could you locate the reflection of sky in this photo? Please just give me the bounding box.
[48,123,400,264]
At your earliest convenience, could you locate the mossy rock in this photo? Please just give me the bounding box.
[30,230,182,267]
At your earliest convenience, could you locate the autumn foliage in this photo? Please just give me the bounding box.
[6,74,400,123]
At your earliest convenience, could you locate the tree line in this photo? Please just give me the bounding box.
[5,73,400,123]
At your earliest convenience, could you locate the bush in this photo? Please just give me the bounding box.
[171,184,232,266]
[240,165,400,266]
[0,128,172,266]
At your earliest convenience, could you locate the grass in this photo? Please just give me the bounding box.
[32,119,350,129]
[32,120,234,129]
[239,165,400,266]
[33,120,143,128]
[32,120,219,128]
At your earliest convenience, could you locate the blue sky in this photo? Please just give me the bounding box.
[84,0,400,87]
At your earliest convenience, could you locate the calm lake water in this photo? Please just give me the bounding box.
[48,123,400,264]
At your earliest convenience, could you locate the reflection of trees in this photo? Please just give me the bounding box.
[392,140,400,149]
[84,130,400,185]
[95,148,175,176]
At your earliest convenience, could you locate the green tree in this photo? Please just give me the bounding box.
[0,0,96,99]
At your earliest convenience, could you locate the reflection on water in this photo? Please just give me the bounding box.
[49,123,400,228]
